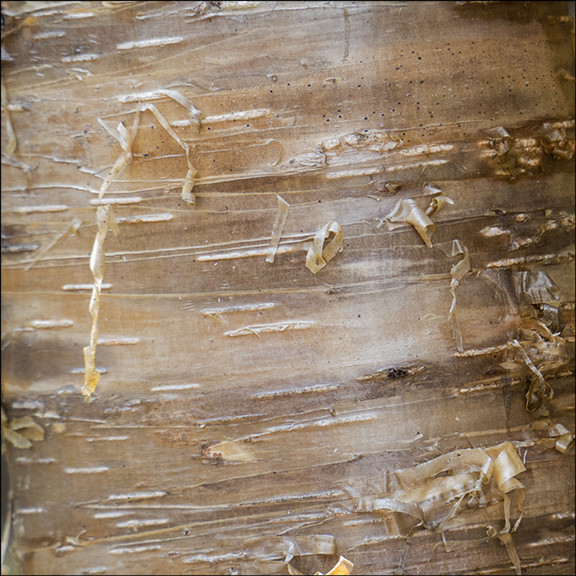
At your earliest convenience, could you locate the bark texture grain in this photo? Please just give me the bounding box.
[1,1,575,575]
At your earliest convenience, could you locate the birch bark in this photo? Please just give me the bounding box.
[1,2,574,575]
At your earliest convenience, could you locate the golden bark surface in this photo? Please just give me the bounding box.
[1,1,574,575]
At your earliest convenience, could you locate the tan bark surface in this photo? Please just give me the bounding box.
[1,1,574,575]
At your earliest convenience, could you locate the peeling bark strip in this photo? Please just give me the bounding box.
[1,2,574,575]
[24,218,82,271]
[82,205,118,398]
[266,195,290,264]
[305,222,343,274]
[224,320,314,338]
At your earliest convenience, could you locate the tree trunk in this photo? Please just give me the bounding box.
[1,1,574,575]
